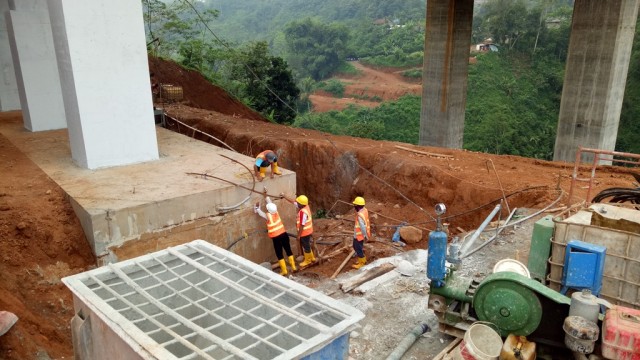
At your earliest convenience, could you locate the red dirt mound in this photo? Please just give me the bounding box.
[148,56,266,121]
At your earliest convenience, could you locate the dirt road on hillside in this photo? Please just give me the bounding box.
[310,61,422,112]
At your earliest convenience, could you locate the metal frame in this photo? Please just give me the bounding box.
[568,147,640,204]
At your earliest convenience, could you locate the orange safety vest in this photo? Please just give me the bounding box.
[354,208,371,241]
[266,212,285,238]
[296,205,313,237]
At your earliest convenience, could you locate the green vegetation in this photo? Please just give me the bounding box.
[144,0,640,159]
[284,18,350,80]
[294,95,421,143]
[317,80,346,98]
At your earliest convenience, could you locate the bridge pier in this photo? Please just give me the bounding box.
[419,0,474,149]
[554,0,640,163]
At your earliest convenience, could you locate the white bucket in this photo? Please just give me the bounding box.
[492,259,531,278]
[453,323,502,360]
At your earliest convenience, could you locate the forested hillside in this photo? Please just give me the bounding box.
[144,0,640,159]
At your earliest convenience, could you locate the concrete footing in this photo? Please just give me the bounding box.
[0,113,297,265]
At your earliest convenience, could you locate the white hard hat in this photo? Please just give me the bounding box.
[266,203,277,214]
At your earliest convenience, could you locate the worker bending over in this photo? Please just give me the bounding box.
[282,193,315,267]
[255,150,282,181]
[352,196,370,269]
[254,197,297,276]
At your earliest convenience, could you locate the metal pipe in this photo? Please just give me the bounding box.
[384,323,430,360]
[459,204,501,256]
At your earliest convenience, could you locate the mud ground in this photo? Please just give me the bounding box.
[0,57,637,359]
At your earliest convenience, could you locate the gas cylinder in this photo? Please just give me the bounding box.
[569,290,600,324]
[427,230,447,288]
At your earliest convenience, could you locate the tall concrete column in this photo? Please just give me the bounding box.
[0,0,20,111]
[48,0,158,169]
[6,0,66,131]
[554,0,640,163]
[419,0,474,148]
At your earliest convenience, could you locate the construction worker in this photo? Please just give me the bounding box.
[282,193,315,267]
[352,196,370,269]
[254,197,296,276]
[255,150,282,181]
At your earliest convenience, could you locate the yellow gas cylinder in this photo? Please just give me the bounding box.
[499,334,536,360]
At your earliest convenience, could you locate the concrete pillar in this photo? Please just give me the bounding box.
[0,0,20,111]
[554,0,640,163]
[419,0,474,148]
[48,0,158,169]
[6,0,66,131]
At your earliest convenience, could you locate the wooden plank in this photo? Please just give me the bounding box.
[340,263,396,293]
[395,145,454,159]
[432,338,462,360]
[331,250,355,279]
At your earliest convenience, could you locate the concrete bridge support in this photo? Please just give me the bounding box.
[49,0,158,169]
[5,0,66,131]
[0,0,20,111]
[419,0,474,148]
[554,0,640,163]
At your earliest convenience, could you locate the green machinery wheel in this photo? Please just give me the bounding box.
[473,276,542,336]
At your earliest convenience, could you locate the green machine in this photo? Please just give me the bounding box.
[427,215,571,345]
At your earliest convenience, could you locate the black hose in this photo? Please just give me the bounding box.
[592,187,640,207]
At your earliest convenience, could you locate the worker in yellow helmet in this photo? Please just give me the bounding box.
[282,193,315,267]
[254,197,296,276]
[352,196,370,269]
[254,150,282,181]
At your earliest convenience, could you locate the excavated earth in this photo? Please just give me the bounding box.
[0,57,637,359]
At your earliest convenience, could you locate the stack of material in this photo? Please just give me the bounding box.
[161,84,184,101]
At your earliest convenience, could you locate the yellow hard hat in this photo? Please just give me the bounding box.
[353,196,365,206]
[296,195,309,206]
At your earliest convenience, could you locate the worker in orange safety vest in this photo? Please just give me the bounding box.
[254,197,296,276]
[254,150,282,181]
[282,193,315,267]
[352,196,370,269]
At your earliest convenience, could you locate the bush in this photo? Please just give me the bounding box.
[318,79,346,97]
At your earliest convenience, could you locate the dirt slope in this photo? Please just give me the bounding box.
[0,57,637,359]
[0,113,95,359]
[310,61,422,112]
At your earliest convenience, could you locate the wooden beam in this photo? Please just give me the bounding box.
[433,338,462,360]
[340,263,396,293]
[395,145,454,159]
[331,250,355,279]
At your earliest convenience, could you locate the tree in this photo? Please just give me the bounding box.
[229,42,300,124]
[284,18,350,80]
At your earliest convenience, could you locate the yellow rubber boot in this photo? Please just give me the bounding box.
[309,250,316,262]
[259,167,267,179]
[273,162,282,175]
[352,256,366,269]
[299,252,312,267]
[278,259,288,276]
[288,255,297,272]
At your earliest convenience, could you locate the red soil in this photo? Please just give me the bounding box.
[310,61,422,112]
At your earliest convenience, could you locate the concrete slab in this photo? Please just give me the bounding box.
[0,114,297,265]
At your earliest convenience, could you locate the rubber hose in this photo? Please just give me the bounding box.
[385,323,431,360]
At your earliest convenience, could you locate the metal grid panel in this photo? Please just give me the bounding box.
[64,240,363,360]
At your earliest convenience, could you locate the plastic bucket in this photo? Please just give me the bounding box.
[492,259,530,278]
[453,323,502,360]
